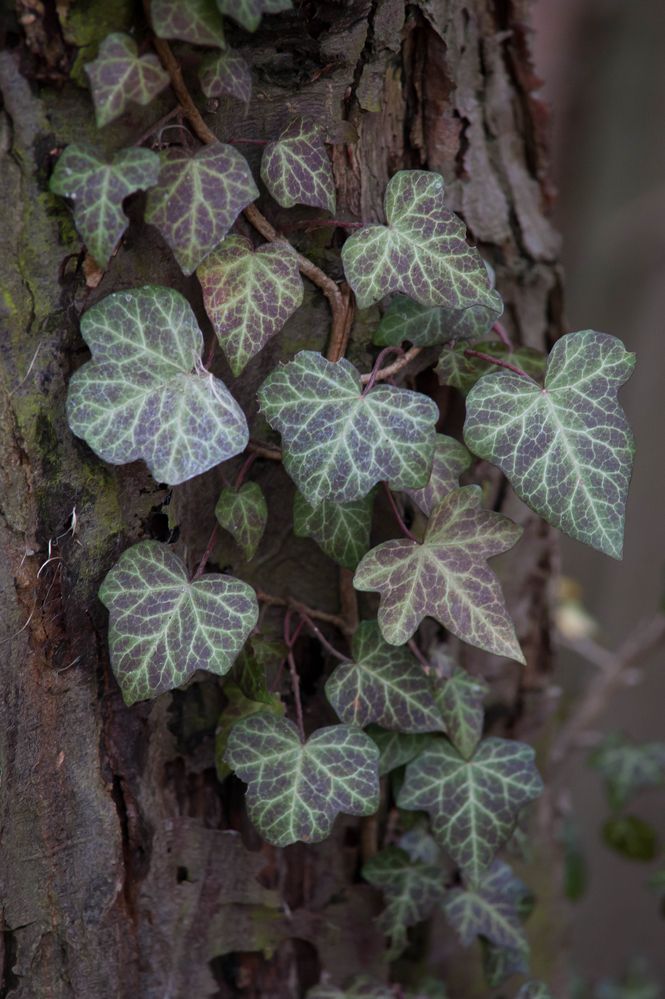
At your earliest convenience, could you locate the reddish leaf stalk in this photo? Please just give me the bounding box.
[359,345,422,385]
[284,609,305,741]
[463,348,533,381]
[362,346,404,396]
[492,320,512,349]
[234,452,258,490]
[382,482,419,543]
[191,523,219,580]
[296,609,351,662]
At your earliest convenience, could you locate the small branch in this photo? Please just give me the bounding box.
[297,609,351,662]
[408,638,432,674]
[234,452,258,490]
[133,105,182,147]
[463,348,533,380]
[191,524,219,580]
[361,346,404,396]
[492,320,512,349]
[359,346,422,385]
[256,590,351,635]
[284,609,305,741]
[382,482,418,543]
[248,440,282,461]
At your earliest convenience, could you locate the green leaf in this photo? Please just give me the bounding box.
[225,714,379,845]
[217,0,293,33]
[366,727,435,777]
[442,860,529,952]
[405,434,472,517]
[50,144,160,267]
[374,294,502,348]
[436,340,546,396]
[517,983,554,999]
[215,681,283,780]
[85,33,170,128]
[293,491,373,570]
[151,0,226,47]
[233,634,286,703]
[482,940,530,989]
[145,144,258,275]
[341,171,498,310]
[602,815,658,861]
[261,116,336,213]
[198,235,303,375]
[397,736,543,883]
[258,350,438,506]
[434,665,488,760]
[215,482,267,559]
[325,621,443,733]
[198,48,252,102]
[589,733,665,810]
[307,978,393,999]
[67,286,248,484]
[354,486,524,660]
[99,541,258,705]
[362,846,446,958]
[464,331,636,558]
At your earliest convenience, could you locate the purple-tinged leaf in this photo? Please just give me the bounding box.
[215,481,268,560]
[217,0,292,33]
[85,32,170,128]
[293,490,374,570]
[198,48,252,102]
[405,433,472,517]
[442,859,530,952]
[375,294,502,348]
[145,144,258,275]
[434,665,488,760]
[436,339,546,396]
[215,680,283,780]
[261,116,336,213]
[151,0,226,48]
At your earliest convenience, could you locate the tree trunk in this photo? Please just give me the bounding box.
[0,1,563,996]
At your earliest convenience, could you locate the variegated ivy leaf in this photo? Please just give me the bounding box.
[398,736,543,884]
[85,33,170,128]
[215,681,283,780]
[366,727,435,777]
[257,351,438,506]
[434,666,489,760]
[362,847,446,958]
[198,48,252,102]
[374,294,502,349]
[151,0,226,48]
[464,331,636,559]
[224,714,379,846]
[217,0,293,33]
[99,541,258,705]
[398,824,444,865]
[341,171,498,310]
[145,144,258,275]
[197,236,303,375]
[354,486,524,661]
[482,940,530,989]
[307,979,393,999]
[589,733,665,811]
[50,144,160,267]
[215,482,267,559]
[261,116,336,213]
[436,340,546,396]
[67,286,248,484]
[293,491,374,571]
[442,860,529,953]
[405,434,472,517]
[325,620,444,733]
[517,983,554,999]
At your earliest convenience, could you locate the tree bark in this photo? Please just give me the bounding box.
[0,2,563,996]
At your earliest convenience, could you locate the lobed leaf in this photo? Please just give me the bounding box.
[261,116,336,213]
[293,490,374,570]
[151,0,226,48]
[67,286,249,484]
[215,681,283,780]
[217,0,293,33]
[589,733,665,811]
[354,486,524,660]
[464,331,636,558]
[198,48,252,102]
[442,860,529,952]
[85,33,170,128]
[434,665,489,760]
[436,340,546,396]
[366,727,435,777]
[374,294,502,348]
[341,171,498,310]
[50,144,160,267]
[198,235,303,374]
[215,481,267,559]
[405,434,472,517]
[258,350,438,506]
[145,144,258,275]
[99,541,258,705]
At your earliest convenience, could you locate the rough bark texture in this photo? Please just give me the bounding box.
[0,2,563,996]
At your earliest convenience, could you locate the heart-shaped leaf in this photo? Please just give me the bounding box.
[293,491,374,570]
[151,0,226,47]
[589,733,665,811]
[85,33,170,127]
[261,116,336,213]
[258,350,438,506]
[145,144,258,275]
[224,714,379,845]
[198,235,303,374]
[341,171,498,310]
[374,294,502,348]
[217,0,292,32]
[442,860,529,952]
[436,340,546,395]
[366,727,435,777]
[517,983,553,999]
[397,736,543,883]
[434,666,488,760]
[99,541,258,705]
[67,285,248,484]
[354,486,524,660]
[362,846,446,958]
[50,144,161,267]
[215,681,283,780]
[405,433,472,517]
[325,620,444,733]
[464,331,636,558]
[215,481,267,560]
[198,49,252,102]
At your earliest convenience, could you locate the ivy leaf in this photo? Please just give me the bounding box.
[354,486,524,660]
[362,846,446,958]
[442,860,529,952]
[215,681,283,780]
[198,48,252,102]
[215,482,267,560]
[217,0,293,33]
[261,116,336,213]
[307,978,393,999]
[258,350,438,506]
[224,714,379,846]
[293,491,374,571]
[436,340,546,396]
[434,666,489,760]
[325,620,444,733]
[67,286,248,484]
[366,727,435,777]
[85,33,170,128]
[602,814,658,861]
[341,171,498,310]
[464,331,636,559]
[589,733,665,811]
[233,634,286,703]
[397,736,543,883]
[198,235,303,375]
[151,0,226,48]
[50,144,160,267]
[482,941,530,989]
[374,295,502,348]
[517,983,554,999]
[405,434,472,517]
[145,144,258,275]
[99,541,258,705]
